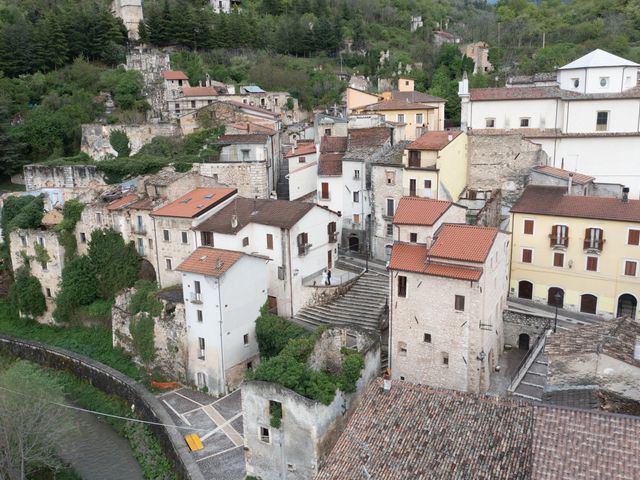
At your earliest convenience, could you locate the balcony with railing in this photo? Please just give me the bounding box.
[132,224,147,236]
[328,232,338,243]
[549,235,569,249]
[298,243,312,256]
[190,292,203,304]
[583,238,605,252]
[403,187,433,198]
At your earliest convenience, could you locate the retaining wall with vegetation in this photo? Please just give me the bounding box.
[0,334,204,480]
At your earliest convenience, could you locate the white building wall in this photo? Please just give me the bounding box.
[342,160,371,227]
[469,98,559,130]
[558,66,638,94]
[563,98,640,133]
[288,152,319,201]
[317,176,343,214]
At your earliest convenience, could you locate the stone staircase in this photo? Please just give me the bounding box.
[293,271,389,332]
[512,349,548,402]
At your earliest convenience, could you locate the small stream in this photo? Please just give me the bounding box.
[57,406,144,480]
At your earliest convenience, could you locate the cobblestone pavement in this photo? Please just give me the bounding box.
[158,388,245,480]
[57,406,144,480]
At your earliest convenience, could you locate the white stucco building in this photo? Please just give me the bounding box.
[285,141,318,201]
[194,198,340,317]
[177,247,268,394]
[460,49,640,195]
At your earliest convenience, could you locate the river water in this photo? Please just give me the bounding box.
[57,407,144,480]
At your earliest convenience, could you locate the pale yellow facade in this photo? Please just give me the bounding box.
[368,107,442,140]
[510,212,640,318]
[345,88,381,114]
[401,133,468,201]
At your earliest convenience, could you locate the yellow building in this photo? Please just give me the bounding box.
[345,87,382,115]
[401,131,468,201]
[510,185,640,319]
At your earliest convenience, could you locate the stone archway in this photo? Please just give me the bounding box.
[138,259,157,283]
[348,235,360,252]
[518,334,530,350]
[617,294,637,319]
[518,280,533,300]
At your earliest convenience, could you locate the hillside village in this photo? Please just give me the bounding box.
[2,1,640,480]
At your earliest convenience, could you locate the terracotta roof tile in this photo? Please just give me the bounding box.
[320,135,347,153]
[532,165,595,185]
[389,242,483,280]
[546,317,640,367]
[176,247,243,277]
[318,153,344,176]
[162,70,188,80]
[393,197,454,226]
[348,127,392,149]
[182,86,218,97]
[127,197,155,210]
[222,100,279,117]
[360,99,441,111]
[226,122,276,135]
[470,85,640,102]
[389,91,446,103]
[196,197,316,234]
[407,130,462,151]
[151,188,236,218]
[107,194,138,211]
[428,224,498,263]
[215,134,269,145]
[511,185,640,222]
[284,143,316,158]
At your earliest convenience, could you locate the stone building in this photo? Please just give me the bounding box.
[178,99,280,136]
[149,187,238,287]
[389,223,510,393]
[80,123,181,160]
[24,164,106,193]
[177,247,268,394]
[111,0,143,39]
[242,327,380,480]
[460,41,493,74]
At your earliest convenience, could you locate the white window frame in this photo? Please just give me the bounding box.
[519,117,530,128]
[585,255,599,273]
[485,118,495,128]
[552,251,565,268]
[523,218,535,235]
[521,247,533,264]
[623,259,638,277]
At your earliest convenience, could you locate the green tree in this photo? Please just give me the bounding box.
[53,255,99,322]
[8,267,46,318]
[109,129,131,157]
[87,229,140,299]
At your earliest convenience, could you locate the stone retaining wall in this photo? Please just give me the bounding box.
[0,335,204,480]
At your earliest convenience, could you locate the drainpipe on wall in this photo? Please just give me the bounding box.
[285,229,294,318]
[152,216,161,288]
[217,278,226,394]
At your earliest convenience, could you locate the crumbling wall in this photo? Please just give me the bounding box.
[111,0,143,39]
[24,165,105,191]
[112,287,189,381]
[198,162,270,199]
[502,310,549,349]
[81,123,181,160]
[126,48,171,119]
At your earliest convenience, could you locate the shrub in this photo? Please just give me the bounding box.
[8,267,46,317]
[55,199,84,260]
[129,314,155,364]
[337,348,365,394]
[255,310,308,359]
[33,241,50,265]
[109,129,131,158]
[129,280,163,317]
[54,256,98,322]
[88,229,140,299]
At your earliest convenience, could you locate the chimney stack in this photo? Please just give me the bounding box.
[426,235,433,249]
[623,187,630,203]
[567,173,573,194]
[382,369,391,393]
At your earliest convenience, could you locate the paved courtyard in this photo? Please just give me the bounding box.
[158,388,245,480]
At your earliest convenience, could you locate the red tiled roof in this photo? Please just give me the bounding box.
[222,100,279,117]
[389,91,446,103]
[407,130,462,151]
[428,224,498,263]
[284,143,316,158]
[348,127,392,149]
[470,86,564,101]
[226,122,276,135]
[511,185,640,222]
[318,153,344,176]
[320,135,347,153]
[162,70,188,80]
[393,197,453,226]
[127,197,155,210]
[151,188,236,218]
[389,242,483,280]
[182,86,218,97]
[531,165,595,185]
[360,100,440,112]
[107,194,138,211]
[215,134,269,145]
[176,247,244,277]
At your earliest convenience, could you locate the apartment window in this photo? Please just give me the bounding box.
[354,169,360,179]
[550,225,569,247]
[353,191,359,203]
[149,238,153,249]
[386,223,393,236]
[241,149,250,161]
[600,77,609,87]
[20,236,27,247]
[201,231,213,246]
[596,111,609,131]
[299,156,306,164]
[628,229,640,245]
[46,288,52,297]
[386,198,395,217]
[553,252,564,267]
[297,232,309,255]
[40,261,47,271]
[410,233,418,243]
[243,333,249,345]
[442,352,449,366]
[95,213,102,224]
[197,310,203,323]
[353,214,360,225]
[584,228,604,251]
[137,238,144,255]
[416,113,423,124]
[572,78,579,88]
[625,260,637,277]
[423,333,432,343]
[454,295,465,311]
[247,361,253,370]
[424,180,432,189]
[485,118,495,128]
[324,128,331,136]
[266,233,274,250]
[397,275,407,298]
[166,258,172,270]
[327,222,337,243]
[321,182,329,200]
[198,338,205,359]
[386,171,395,185]
[408,151,420,168]
[175,103,180,111]
[586,256,598,272]
[181,231,188,244]
[397,113,405,123]
[520,118,530,127]
[190,100,196,108]
[523,219,534,235]
[398,341,407,356]
[80,232,86,243]
[260,426,271,443]
[522,248,532,263]
[243,237,249,247]
[194,280,201,295]
[163,229,170,241]
[580,294,597,314]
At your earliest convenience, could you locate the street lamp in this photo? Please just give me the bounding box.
[553,291,562,332]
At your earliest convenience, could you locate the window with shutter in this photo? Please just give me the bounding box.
[553,252,564,267]
[584,228,604,251]
[398,276,407,298]
[454,295,465,311]
[580,294,597,314]
[586,256,598,272]
[550,225,569,247]
[266,233,273,250]
[628,229,640,246]
[625,261,637,277]
[524,219,534,235]
[522,249,532,263]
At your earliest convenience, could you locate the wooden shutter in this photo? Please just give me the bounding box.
[524,219,534,234]
[586,256,598,271]
[455,295,465,311]
[625,261,637,277]
[580,294,597,314]
[629,229,640,246]
[583,228,592,249]
[553,252,564,267]
[321,182,329,199]
[550,225,558,246]
[563,226,569,246]
[266,233,273,250]
[522,249,532,263]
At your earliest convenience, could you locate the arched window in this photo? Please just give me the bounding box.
[580,294,598,315]
[547,287,564,308]
[518,281,533,300]
[617,294,637,319]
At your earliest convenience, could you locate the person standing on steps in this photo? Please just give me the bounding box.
[326,269,332,285]
[322,269,328,286]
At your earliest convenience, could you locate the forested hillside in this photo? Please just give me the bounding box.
[2,0,640,177]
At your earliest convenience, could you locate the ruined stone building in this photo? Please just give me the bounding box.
[111,0,143,39]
